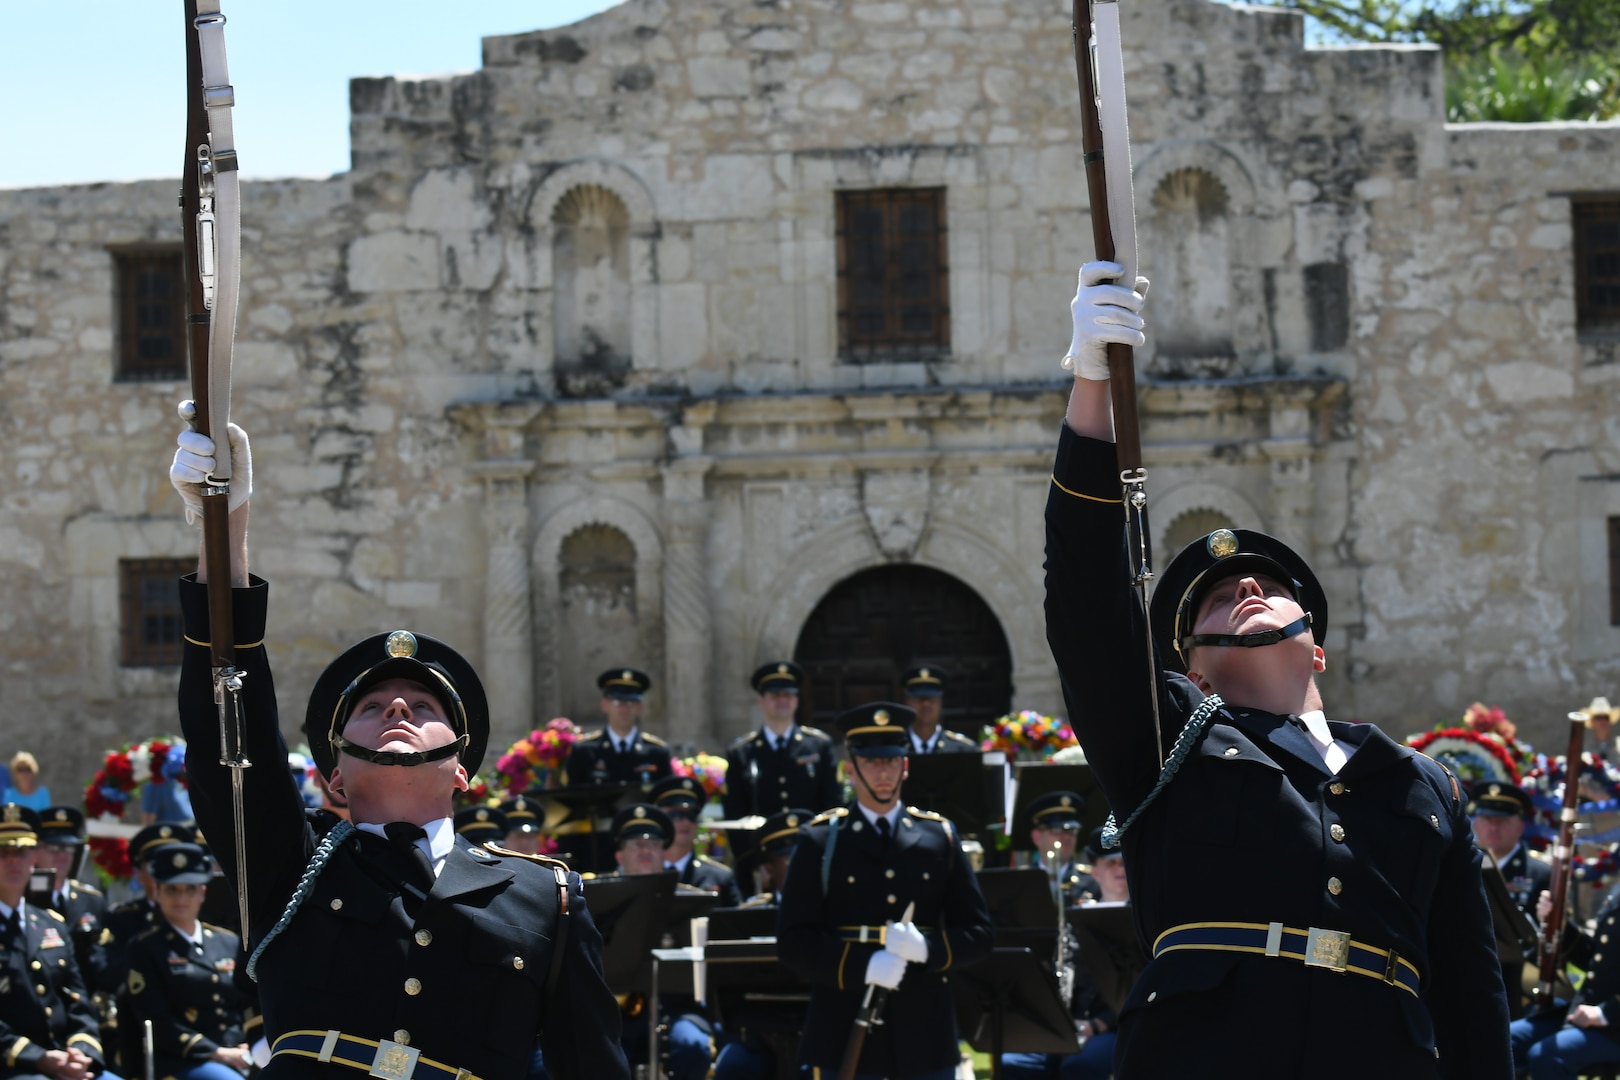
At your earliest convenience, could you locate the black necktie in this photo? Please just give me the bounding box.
[4,910,21,941]
[876,817,892,848]
[383,822,436,888]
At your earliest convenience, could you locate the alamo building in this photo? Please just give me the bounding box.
[1,0,1618,784]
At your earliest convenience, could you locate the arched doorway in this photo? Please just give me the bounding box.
[793,565,1013,737]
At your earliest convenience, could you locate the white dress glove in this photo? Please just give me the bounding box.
[1064,261,1150,380]
[884,920,928,964]
[250,1038,270,1069]
[864,949,907,990]
[170,400,253,525]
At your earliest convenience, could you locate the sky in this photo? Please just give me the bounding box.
[0,1,624,190]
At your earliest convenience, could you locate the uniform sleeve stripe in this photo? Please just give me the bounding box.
[6,1038,30,1067]
[1051,475,1122,504]
[836,942,851,990]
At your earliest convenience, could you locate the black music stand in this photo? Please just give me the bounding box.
[582,871,677,992]
[708,905,778,940]
[906,752,996,835]
[976,867,1062,956]
[1067,902,1147,1016]
[1007,763,1108,852]
[952,947,1079,1078]
[532,782,647,872]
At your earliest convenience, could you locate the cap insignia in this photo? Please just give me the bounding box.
[1207,529,1240,559]
[172,853,186,868]
[777,664,788,675]
[623,670,633,681]
[1060,795,1072,808]
[54,810,67,822]
[476,809,489,822]
[787,815,799,827]
[634,807,647,820]
[159,827,173,838]
[874,710,890,726]
[2,806,17,824]
[920,668,931,679]
[682,779,694,790]
[385,630,419,658]
[1488,784,1501,797]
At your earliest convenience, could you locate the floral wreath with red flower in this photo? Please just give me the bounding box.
[83,737,188,883]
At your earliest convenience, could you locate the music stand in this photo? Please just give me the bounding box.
[1007,763,1108,853]
[906,752,995,835]
[952,948,1079,1079]
[532,782,647,872]
[582,871,678,992]
[1067,902,1147,1016]
[708,905,778,941]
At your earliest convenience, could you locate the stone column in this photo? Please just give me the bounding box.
[660,405,715,749]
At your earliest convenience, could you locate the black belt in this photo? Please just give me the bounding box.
[270,1030,481,1080]
[832,924,933,944]
[1152,922,1421,998]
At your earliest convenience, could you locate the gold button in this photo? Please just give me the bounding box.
[922,872,930,880]
[1223,747,1239,757]
[1327,877,1343,896]
[404,978,422,995]
[885,870,895,879]
[1429,815,1440,830]
[1328,781,1345,795]
[852,822,863,833]
[848,875,856,884]
[415,930,432,947]
[887,894,897,904]
[36,985,46,995]
[330,899,343,911]
[1604,935,1610,944]
[1147,991,1157,1002]
[779,776,787,784]
[44,1007,51,1017]
[393,1030,410,1046]
[211,974,219,983]
[30,961,40,971]
[513,956,525,970]
[1330,824,1345,842]
[212,994,221,1002]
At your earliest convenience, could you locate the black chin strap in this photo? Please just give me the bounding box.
[1181,613,1312,653]
[333,733,469,768]
[847,755,900,812]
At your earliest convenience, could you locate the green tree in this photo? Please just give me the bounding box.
[1258,0,1620,120]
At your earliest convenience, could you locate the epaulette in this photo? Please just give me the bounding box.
[800,725,831,741]
[696,855,728,870]
[809,807,849,826]
[578,729,603,741]
[45,908,65,923]
[739,892,776,909]
[580,871,600,881]
[200,922,234,938]
[906,805,947,822]
[730,732,755,748]
[642,733,668,747]
[73,882,103,897]
[482,842,571,872]
[676,882,710,895]
[942,730,978,747]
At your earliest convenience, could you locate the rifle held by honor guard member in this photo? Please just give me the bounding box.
[181,0,252,938]
[837,902,914,1080]
[1532,710,1588,1010]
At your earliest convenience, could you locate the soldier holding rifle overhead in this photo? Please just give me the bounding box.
[167,417,627,1080]
[1047,264,1512,1076]
[776,703,992,1080]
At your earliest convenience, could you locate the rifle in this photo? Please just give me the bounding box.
[1071,0,1163,765]
[181,0,251,938]
[1531,712,1587,1009]
[836,902,914,1080]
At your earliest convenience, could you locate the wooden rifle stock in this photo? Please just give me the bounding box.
[1533,715,1588,1006]
[836,902,913,1080]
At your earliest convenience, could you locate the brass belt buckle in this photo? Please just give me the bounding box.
[370,1040,420,1080]
[1303,927,1351,972]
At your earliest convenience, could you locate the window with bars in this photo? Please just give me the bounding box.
[119,558,191,666]
[1610,516,1620,627]
[112,247,188,381]
[835,188,949,359]
[1574,200,1620,338]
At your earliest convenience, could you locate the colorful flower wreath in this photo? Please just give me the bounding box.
[981,711,1077,761]
[495,718,581,795]
[1405,728,1522,784]
[83,737,189,882]
[671,753,729,799]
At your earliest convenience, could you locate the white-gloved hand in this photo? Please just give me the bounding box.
[864,949,907,990]
[170,400,253,525]
[249,1039,270,1069]
[884,921,928,964]
[1064,261,1150,380]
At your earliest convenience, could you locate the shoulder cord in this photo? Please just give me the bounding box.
[246,819,357,981]
[1100,694,1225,850]
[820,815,841,896]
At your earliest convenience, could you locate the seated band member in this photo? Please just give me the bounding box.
[167,414,628,1080]
[649,777,742,907]
[0,804,120,1080]
[777,703,993,1080]
[123,844,251,1080]
[1047,262,1511,1077]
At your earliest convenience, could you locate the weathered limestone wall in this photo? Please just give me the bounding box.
[1,0,1616,794]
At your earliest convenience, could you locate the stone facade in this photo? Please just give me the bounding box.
[2,0,1618,791]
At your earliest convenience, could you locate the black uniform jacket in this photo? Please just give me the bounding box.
[1564,881,1620,1023]
[563,730,673,787]
[125,921,249,1073]
[679,856,743,908]
[1497,845,1552,922]
[777,803,992,1076]
[96,898,161,996]
[1044,426,1511,1080]
[177,574,629,1080]
[721,727,840,821]
[912,729,980,755]
[46,883,106,994]
[0,905,104,1077]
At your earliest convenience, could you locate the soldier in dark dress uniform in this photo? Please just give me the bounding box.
[1023,791,1100,905]
[123,844,250,1080]
[648,777,742,907]
[166,420,628,1080]
[499,795,547,857]
[777,703,993,1080]
[0,805,117,1080]
[722,662,840,822]
[1510,870,1620,1077]
[34,809,107,994]
[452,806,509,848]
[1470,780,1548,1018]
[900,667,978,754]
[563,670,674,787]
[1047,265,1511,1078]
